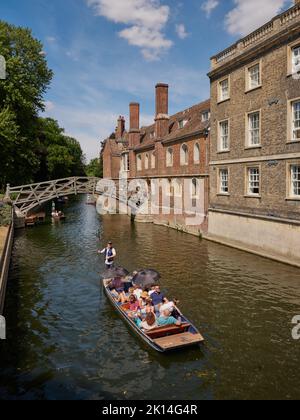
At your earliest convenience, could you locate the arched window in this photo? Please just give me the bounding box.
[180,144,189,166]
[166,148,173,167]
[194,143,200,164]
[173,179,182,197]
[192,178,198,197]
[145,154,149,170]
[151,152,156,169]
[137,155,142,171]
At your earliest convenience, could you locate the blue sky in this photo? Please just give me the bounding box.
[1,0,293,160]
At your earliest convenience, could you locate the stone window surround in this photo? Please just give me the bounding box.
[245,164,262,198]
[217,118,230,153]
[137,154,142,171]
[166,147,174,167]
[217,167,230,196]
[245,109,262,149]
[180,143,189,166]
[287,97,300,144]
[245,59,262,93]
[217,76,231,104]
[286,160,300,201]
[287,38,300,77]
[194,142,200,164]
[151,152,156,169]
[145,153,149,170]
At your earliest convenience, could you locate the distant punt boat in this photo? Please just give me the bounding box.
[51,212,66,221]
[103,279,204,353]
[86,195,96,205]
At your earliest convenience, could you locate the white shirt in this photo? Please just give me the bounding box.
[101,247,116,265]
[160,301,175,314]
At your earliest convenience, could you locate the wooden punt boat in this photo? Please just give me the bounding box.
[51,212,66,222]
[103,279,204,353]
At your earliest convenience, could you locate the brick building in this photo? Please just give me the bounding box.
[101,83,210,235]
[208,0,300,264]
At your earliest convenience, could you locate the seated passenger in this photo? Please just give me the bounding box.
[140,294,155,317]
[151,285,165,312]
[133,285,143,301]
[129,295,140,313]
[160,298,181,318]
[136,312,158,331]
[109,277,124,293]
[157,310,182,327]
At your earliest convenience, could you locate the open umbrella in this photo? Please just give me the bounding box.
[132,269,161,289]
[102,266,129,279]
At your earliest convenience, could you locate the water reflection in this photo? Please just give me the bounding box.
[0,197,299,400]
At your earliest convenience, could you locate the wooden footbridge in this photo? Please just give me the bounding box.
[6,177,101,216]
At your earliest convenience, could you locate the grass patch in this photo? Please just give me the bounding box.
[0,203,12,227]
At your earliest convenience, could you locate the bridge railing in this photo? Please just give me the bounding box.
[8,177,101,215]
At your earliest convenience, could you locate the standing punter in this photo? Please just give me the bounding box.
[99,241,117,269]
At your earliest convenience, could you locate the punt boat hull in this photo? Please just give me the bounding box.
[103,279,204,353]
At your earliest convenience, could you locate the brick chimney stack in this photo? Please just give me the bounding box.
[116,115,125,140]
[129,103,140,148]
[155,83,169,139]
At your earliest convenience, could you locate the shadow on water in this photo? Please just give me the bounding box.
[0,196,300,400]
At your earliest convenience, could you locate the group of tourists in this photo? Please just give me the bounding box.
[99,242,183,332]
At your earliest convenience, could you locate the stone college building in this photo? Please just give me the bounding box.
[102,0,300,267]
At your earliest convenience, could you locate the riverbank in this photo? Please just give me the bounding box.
[0,204,13,314]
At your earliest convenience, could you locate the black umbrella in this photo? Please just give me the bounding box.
[132,269,161,289]
[103,266,129,279]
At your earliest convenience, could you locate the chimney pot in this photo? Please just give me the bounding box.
[155,83,169,117]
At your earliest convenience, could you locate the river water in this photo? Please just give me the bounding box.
[0,196,300,400]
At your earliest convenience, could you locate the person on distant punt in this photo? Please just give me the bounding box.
[150,285,165,312]
[99,241,116,269]
[129,295,140,313]
[133,284,143,301]
[157,310,182,327]
[136,312,158,331]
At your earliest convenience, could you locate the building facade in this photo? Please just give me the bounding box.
[101,84,210,236]
[208,0,300,264]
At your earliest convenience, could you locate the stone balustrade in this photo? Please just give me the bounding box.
[211,3,300,70]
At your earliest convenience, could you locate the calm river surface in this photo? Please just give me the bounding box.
[0,196,300,400]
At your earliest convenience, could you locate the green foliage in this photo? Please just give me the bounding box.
[86,157,103,178]
[0,203,12,227]
[0,21,86,188]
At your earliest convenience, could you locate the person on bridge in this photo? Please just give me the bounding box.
[99,241,117,269]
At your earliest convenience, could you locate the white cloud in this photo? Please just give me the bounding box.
[87,0,172,61]
[44,101,55,112]
[46,36,57,43]
[175,24,189,40]
[225,0,292,36]
[201,0,219,17]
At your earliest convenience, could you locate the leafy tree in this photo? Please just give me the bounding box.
[0,20,53,188]
[86,158,103,178]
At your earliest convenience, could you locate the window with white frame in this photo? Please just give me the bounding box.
[247,167,260,195]
[219,120,229,151]
[179,120,187,129]
[292,46,300,75]
[166,148,173,167]
[290,165,300,197]
[202,111,210,122]
[151,152,156,169]
[219,169,229,194]
[145,154,149,170]
[173,179,182,197]
[180,144,189,166]
[219,78,229,101]
[292,100,300,141]
[137,155,142,171]
[194,143,200,164]
[248,63,261,90]
[248,111,260,146]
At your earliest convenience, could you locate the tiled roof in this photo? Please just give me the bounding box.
[134,99,210,151]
